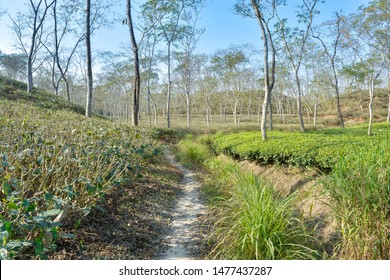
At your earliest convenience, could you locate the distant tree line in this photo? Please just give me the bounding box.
[0,0,389,136]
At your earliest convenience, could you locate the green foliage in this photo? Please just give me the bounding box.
[323,138,390,259]
[0,97,160,259]
[177,136,212,166]
[211,123,390,171]
[210,171,318,260]
[210,124,390,259]
[177,136,318,259]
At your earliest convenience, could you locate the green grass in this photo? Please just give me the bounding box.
[177,138,319,259]
[208,124,390,259]
[323,139,390,259]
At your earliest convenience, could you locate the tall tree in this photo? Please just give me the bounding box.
[235,0,278,140]
[210,45,251,127]
[126,0,141,126]
[126,0,160,126]
[47,0,86,100]
[85,0,93,117]
[276,0,321,132]
[177,1,205,128]
[348,0,389,135]
[143,0,193,128]
[141,28,159,126]
[10,0,56,94]
[312,12,345,128]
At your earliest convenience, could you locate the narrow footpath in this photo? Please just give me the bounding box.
[159,152,207,260]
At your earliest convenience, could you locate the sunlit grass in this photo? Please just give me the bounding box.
[323,137,390,259]
[177,138,319,259]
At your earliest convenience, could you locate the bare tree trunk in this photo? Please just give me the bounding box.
[251,0,276,139]
[387,92,390,123]
[166,43,172,128]
[295,70,305,132]
[257,94,262,127]
[26,0,55,94]
[281,100,286,124]
[334,69,344,128]
[220,97,223,120]
[313,13,345,128]
[268,94,273,130]
[233,96,239,126]
[238,100,243,127]
[368,79,374,136]
[206,107,210,128]
[150,94,158,125]
[126,0,140,126]
[27,54,34,93]
[85,0,93,118]
[147,87,152,126]
[186,91,191,128]
[247,96,252,119]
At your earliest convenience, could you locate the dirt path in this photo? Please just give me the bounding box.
[158,152,207,260]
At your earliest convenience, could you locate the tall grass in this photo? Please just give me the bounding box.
[324,137,390,259]
[177,138,318,259]
[209,171,318,260]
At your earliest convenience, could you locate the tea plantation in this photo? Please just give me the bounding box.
[0,79,161,259]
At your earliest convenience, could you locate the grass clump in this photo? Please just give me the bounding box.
[176,135,213,166]
[209,171,318,260]
[323,138,390,259]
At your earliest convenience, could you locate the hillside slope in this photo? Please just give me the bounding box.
[0,77,179,259]
[318,88,389,124]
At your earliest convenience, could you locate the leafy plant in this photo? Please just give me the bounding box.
[0,95,161,259]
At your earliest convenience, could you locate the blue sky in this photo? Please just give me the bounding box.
[0,0,370,55]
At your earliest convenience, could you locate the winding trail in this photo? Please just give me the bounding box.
[159,152,207,260]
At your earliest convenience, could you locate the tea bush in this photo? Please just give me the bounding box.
[210,123,390,259]
[211,123,390,171]
[0,100,160,259]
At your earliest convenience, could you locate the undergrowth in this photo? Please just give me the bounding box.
[211,123,390,171]
[0,99,160,259]
[177,138,319,260]
[323,138,390,259]
[209,124,390,260]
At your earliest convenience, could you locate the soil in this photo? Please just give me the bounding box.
[49,150,208,260]
[49,159,183,260]
[157,151,207,260]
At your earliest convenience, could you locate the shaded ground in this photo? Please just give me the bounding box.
[49,160,182,260]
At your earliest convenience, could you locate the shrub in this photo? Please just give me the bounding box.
[0,101,160,259]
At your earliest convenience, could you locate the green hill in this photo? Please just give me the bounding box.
[0,75,85,115]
